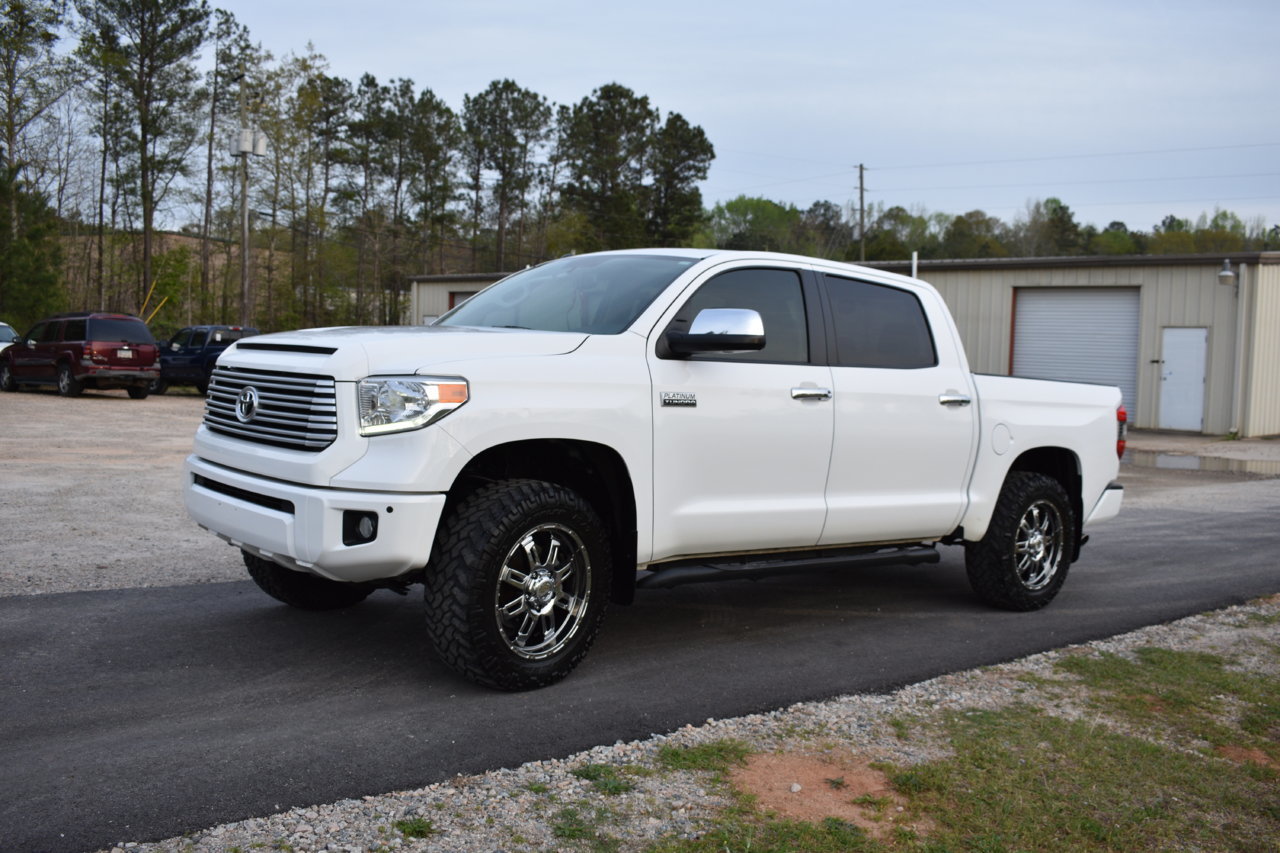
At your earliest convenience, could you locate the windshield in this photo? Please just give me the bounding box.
[0,322,15,340]
[436,254,699,334]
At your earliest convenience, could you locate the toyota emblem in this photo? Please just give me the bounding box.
[236,386,260,423]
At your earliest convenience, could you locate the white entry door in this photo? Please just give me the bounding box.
[1158,327,1207,431]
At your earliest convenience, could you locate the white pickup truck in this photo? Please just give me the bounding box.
[184,249,1125,690]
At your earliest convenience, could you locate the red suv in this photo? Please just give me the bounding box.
[0,312,160,399]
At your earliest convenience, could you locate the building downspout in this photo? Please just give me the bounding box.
[1231,262,1249,437]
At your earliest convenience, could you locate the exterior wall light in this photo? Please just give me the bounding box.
[1217,259,1237,287]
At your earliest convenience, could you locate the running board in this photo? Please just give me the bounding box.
[636,544,940,590]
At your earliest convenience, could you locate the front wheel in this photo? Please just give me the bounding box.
[965,471,1074,611]
[0,362,16,392]
[243,550,372,610]
[423,479,612,691]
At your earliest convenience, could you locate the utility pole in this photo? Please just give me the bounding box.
[232,75,266,327]
[858,163,866,262]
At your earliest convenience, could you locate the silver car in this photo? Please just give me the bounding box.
[0,321,18,356]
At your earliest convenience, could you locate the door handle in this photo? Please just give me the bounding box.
[938,394,972,407]
[791,387,832,400]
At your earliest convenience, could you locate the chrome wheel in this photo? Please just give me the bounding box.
[966,471,1074,612]
[1013,499,1064,591]
[495,522,592,660]
[425,479,612,690]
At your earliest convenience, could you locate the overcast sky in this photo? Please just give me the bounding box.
[211,0,1280,234]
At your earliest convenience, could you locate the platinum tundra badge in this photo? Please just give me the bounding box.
[661,391,697,407]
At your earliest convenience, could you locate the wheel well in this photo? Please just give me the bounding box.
[1010,447,1084,560]
[443,439,638,605]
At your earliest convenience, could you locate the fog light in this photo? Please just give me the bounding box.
[342,511,379,546]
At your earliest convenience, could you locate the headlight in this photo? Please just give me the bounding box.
[357,376,469,436]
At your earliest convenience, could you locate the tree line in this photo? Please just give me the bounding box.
[0,0,714,332]
[703,196,1280,262]
[2,0,1275,335]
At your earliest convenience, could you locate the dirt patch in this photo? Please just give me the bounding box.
[729,751,930,839]
[1215,745,1279,769]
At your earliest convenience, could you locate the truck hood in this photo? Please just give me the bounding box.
[218,325,589,379]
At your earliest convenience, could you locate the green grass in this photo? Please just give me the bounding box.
[656,738,752,773]
[572,763,637,795]
[647,800,875,853]
[645,633,1280,853]
[392,816,437,839]
[908,704,1278,851]
[552,804,620,851]
[1056,646,1280,763]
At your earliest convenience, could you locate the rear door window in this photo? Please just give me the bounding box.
[823,275,936,369]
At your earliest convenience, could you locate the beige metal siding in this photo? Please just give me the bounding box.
[411,284,453,324]
[409,276,502,325]
[922,270,1013,374]
[920,261,1245,433]
[1245,263,1280,436]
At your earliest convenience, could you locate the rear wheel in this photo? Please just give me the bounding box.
[243,550,373,610]
[966,471,1074,611]
[56,364,83,397]
[149,378,168,394]
[127,386,149,399]
[423,479,612,691]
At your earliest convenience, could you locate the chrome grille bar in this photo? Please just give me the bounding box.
[205,366,339,451]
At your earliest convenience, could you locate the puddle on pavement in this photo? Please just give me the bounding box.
[1124,449,1280,477]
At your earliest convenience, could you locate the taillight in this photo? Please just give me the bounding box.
[1116,406,1128,459]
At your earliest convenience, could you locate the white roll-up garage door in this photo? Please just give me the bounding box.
[1012,287,1139,417]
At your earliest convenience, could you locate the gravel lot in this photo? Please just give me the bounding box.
[0,388,243,596]
[2,387,1278,852]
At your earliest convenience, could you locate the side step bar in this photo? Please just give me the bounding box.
[636,544,940,590]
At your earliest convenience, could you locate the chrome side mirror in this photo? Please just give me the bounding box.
[666,308,766,356]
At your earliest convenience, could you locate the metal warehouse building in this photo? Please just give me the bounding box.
[409,251,1280,437]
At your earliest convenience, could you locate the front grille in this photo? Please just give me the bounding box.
[205,366,339,450]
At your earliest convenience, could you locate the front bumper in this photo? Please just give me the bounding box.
[184,454,446,582]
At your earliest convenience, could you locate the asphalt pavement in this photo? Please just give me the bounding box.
[3,457,1279,852]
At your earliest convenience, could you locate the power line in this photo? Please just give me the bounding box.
[877,142,1280,171]
[874,172,1280,194]
[714,142,1280,179]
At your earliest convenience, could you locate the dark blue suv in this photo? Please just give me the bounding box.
[153,325,258,394]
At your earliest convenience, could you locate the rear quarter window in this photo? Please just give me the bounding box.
[61,319,86,341]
